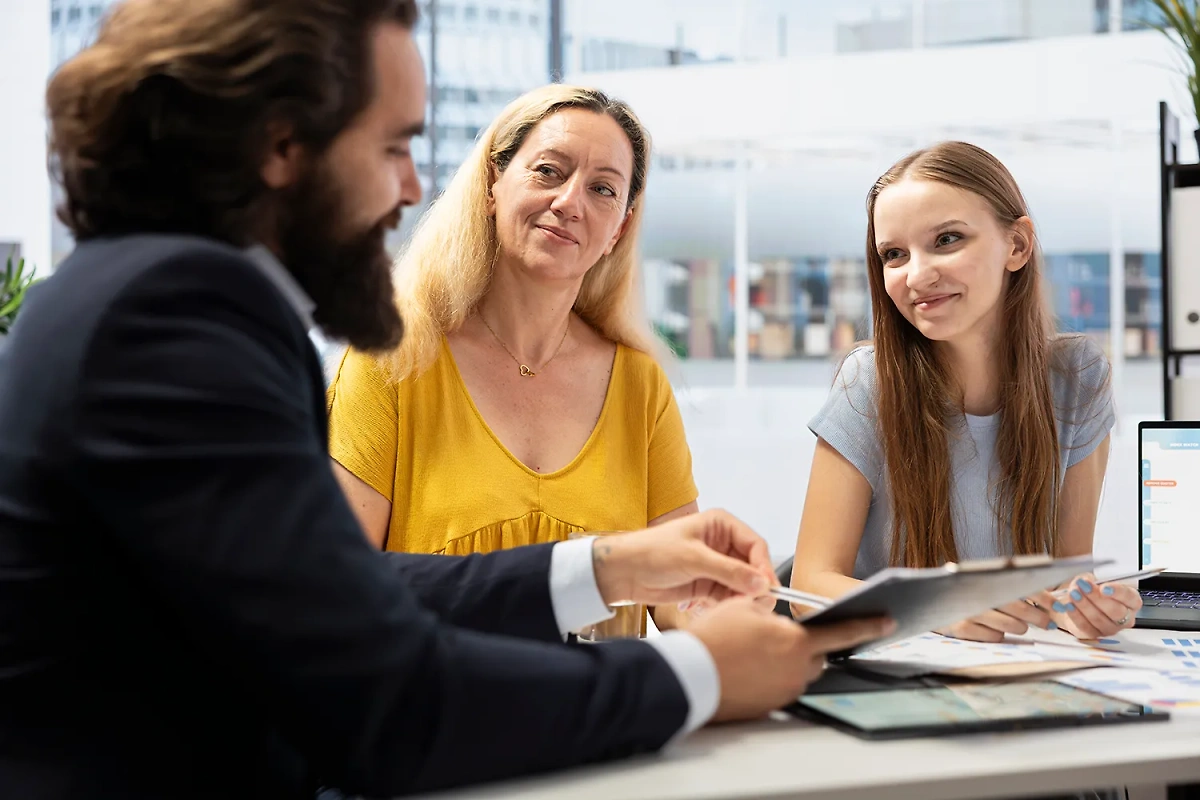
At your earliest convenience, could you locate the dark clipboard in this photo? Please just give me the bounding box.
[776,554,1111,658]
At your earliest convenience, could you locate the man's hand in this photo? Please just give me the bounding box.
[688,598,895,722]
[591,509,775,607]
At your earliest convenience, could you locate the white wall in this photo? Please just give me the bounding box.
[580,33,1183,146]
[0,0,51,275]
[579,31,1189,260]
[635,145,1162,260]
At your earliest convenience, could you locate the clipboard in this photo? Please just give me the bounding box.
[780,554,1111,658]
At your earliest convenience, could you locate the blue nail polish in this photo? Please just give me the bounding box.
[1047,621,1058,631]
[1079,580,1093,594]
[1102,586,1115,596]
[1065,603,1076,612]
[1071,590,1083,602]
[1052,601,1068,612]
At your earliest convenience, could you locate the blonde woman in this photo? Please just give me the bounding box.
[326,85,698,630]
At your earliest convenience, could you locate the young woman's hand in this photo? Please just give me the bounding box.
[1051,573,1141,640]
[935,590,1060,643]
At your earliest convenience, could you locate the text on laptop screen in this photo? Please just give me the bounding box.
[1142,426,1200,572]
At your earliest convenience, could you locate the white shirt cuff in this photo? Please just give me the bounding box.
[646,631,721,741]
[549,537,615,637]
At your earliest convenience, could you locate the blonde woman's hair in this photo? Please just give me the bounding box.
[386,83,663,381]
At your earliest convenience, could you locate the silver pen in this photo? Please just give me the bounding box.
[768,585,834,609]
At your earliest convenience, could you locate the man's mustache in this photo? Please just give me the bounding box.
[382,208,402,232]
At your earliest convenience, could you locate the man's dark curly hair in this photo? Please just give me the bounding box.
[46,0,419,245]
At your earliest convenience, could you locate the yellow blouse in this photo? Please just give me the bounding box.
[325,338,699,556]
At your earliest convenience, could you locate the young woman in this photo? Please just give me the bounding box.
[790,141,1140,642]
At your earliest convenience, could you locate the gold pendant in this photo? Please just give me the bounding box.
[519,365,535,377]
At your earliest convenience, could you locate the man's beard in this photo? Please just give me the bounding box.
[275,160,405,352]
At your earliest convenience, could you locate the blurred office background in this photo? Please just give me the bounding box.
[4,0,1187,565]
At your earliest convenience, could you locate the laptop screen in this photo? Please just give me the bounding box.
[1141,425,1200,572]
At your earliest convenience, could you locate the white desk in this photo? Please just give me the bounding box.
[425,627,1200,800]
[428,712,1200,800]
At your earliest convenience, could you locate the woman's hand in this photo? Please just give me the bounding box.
[1052,573,1142,640]
[679,591,778,623]
[935,590,1060,643]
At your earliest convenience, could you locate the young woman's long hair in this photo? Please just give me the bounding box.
[387,84,662,381]
[865,141,1060,567]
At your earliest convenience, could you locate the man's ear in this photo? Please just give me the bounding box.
[260,119,305,189]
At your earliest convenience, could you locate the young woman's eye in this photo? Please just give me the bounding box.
[936,232,963,247]
[880,248,904,263]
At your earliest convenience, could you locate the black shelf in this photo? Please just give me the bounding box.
[1169,162,1200,190]
[1161,101,1197,419]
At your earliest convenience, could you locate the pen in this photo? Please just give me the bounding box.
[1035,567,1166,606]
[768,586,834,609]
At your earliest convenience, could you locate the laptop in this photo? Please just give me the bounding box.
[1135,421,1200,630]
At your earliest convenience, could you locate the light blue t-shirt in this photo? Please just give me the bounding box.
[808,335,1115,579]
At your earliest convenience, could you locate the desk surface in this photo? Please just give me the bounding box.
[429,712,1200,800]
[428,628,1200,800]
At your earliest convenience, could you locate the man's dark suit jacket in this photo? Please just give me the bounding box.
[0,235,688,799]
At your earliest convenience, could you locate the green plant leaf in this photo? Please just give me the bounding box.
[0,248,39,330]
[0,293,25,320]
[1145,1,1200,127]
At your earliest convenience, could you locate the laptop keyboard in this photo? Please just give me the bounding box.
[1140,591,1200,608]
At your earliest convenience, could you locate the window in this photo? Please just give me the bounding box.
[433,126,481,143]
[89,4,102,18]
[464,5,478,22]
[51,9,61,26]
[68,6,81,22]
[530,13,540,28]
[508,9,520,25]
[486,7,501,23]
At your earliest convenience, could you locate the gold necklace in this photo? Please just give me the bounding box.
[479,313,570,377]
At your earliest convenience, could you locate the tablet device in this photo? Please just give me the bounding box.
[788,681,1168,741]
[789,554,1110,657]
